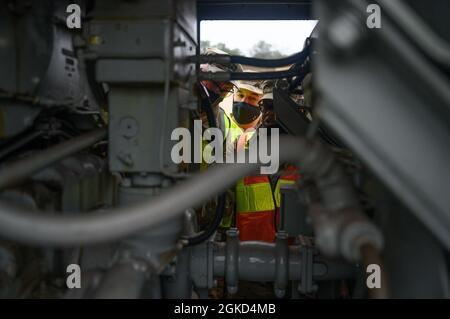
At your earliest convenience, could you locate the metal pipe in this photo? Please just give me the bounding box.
[0,130,43,160]
[0,128,107,190]
[0,136,368,247]
[212,241,357,282]
[191,43,310,68]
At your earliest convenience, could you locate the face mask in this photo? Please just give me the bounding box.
[232,102,261,125]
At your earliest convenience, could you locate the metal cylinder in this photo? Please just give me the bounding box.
[213,241,357,282]
[93,261,148,299]
[119,178,184,258]
[274,231,289,298]
[225,228,239,294]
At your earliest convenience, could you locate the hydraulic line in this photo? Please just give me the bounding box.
[198,82,217,128]
[375,0,450,68]
[0,128,107,191]
[184,192,226,246]
[199,68,303,82]
[0,130,44,160]
[185,85,226,246]
[229,47,310,68]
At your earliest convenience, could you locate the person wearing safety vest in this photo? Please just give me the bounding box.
[233,80,301,243]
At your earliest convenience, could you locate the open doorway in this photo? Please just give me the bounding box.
[200,20,317,113]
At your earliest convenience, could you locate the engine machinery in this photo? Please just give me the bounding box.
[0,0,449,299]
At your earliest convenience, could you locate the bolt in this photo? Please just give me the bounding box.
[117,152,134,167]
[119,117,139,139]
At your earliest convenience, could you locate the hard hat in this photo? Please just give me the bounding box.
[232,80,263,96]
[202,47,243,73]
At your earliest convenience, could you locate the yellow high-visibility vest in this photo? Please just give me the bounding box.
[234,130,300,242]
[200,109,243,228]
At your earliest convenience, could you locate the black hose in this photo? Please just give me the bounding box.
[185,85,225,246]
[229,46,310,68]
[194,39,311,68]
[185,192,226,246]
[198,82,217,128]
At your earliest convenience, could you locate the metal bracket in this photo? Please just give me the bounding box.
[274,231,289,298]
[298,244,317,294]
[225,228,239,295]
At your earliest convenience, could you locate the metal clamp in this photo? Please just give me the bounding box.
[225,228,239,294]
[274,231,289,298]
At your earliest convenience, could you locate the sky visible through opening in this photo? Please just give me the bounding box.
[200,20,318,56]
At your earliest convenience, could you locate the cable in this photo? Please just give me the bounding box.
[230,68,301,81]
[229,46,310,68]
[0,136,371,249]
[198,82,217,128]
[184,85,227,246]
[199,68,303,82]
[288,62,311,92]
[0,91,73,108]
[184,192,226,246]
[192,40,311,68]
[159,25,191,179]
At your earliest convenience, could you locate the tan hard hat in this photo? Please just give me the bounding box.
[232,80,263,95]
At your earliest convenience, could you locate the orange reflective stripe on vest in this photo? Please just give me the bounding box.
[236,165,300,243]
[274,166,300,208]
